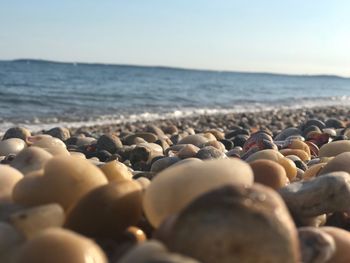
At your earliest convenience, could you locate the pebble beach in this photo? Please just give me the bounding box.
[1,105,350,262]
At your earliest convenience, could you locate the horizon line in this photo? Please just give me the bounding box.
[1,57,349,79]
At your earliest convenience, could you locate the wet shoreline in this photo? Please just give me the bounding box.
[69,106,350,137]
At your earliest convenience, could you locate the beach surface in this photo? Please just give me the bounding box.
[2,104,350,262]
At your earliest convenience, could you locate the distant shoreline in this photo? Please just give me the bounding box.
[1,58,348,79]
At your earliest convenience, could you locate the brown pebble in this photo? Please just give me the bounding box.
[250,159,289,190]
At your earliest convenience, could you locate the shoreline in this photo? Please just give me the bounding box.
[69,105,350,136]
[1,105,350,137]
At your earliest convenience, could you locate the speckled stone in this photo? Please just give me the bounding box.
[159,184,300,263]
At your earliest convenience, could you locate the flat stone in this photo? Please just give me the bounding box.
[177,135,209,147]
[279,172,350,218]
[195,146,226,160]
[319,152,350,175]
[151,157,180,173]
[319,140,350,157]
[123,133,158,145]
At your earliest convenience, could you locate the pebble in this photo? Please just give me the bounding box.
[150,156,180,173]
[17,228,107,263]
[44,127,71,141]
[0,222,24,262]
[0,138,27,156]
[118,240,200,263]
[279,172,350,218]
[319,152,350,175]
[10,146,53,175]
[123,132,158,145]
[2,127,31,141]
[0,165,23,203]
[9,203,65,239]
[303,119,326,130]
[250,159,289,189]
[298,227,335,263]
[65,180,143,239]
[3,110,350,261]
[321,227,350,263]
[303,163,326,180]
[195,146,226,160]
[280,148,310,162]
[96,134,122,153]
[159,184,300,263]
[99,160,133,182]
[319,140,350,157]
[143,158,253,227]
[13,155,108,210]
[274,127,301,141]
[325,118,345,129]
[177,144,200,159]
[177,134,209,147]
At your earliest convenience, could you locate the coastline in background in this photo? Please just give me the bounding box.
[1,59,350,133]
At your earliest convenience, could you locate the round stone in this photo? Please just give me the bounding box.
[303,163,326,180]
[16,228,107,263]
[325,119,345,129]
[0,138,26,156]
[177,144,200,159]
[195,146,226,160]
[298,227,335,263]
[250,159,289,190]
[2,127,31,141]
[9,203,65,239]
[280,149,310,162]
[10,146,53,175]
[65,180,143,239]
[0,222,24,262]
[96,134,122,154]
[99,160,133,182]
[123,133,158,145]
[274,127,301,141]
[143,158,254,227]
[151,157,180,173]
[177,135,209,147]
[44,127,71,141]
[13,155,108,210]
[0,165,23,203]
[159,184,300,263]
[321,227,350,263]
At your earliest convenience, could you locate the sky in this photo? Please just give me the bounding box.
[0,0,349,76]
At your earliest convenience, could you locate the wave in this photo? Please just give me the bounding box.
[0,95,349,135]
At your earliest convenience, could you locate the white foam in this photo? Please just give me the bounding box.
[1,96,350,136]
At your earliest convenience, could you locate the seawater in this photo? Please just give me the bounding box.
[1,59,350,133]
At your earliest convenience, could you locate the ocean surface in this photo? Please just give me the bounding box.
[1,59,350,133]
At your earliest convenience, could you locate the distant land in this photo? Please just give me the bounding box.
[2,58,349,79]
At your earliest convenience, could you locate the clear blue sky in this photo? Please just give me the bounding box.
[0,0,349,76]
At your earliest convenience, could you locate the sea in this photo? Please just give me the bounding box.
[1,59,350,134]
